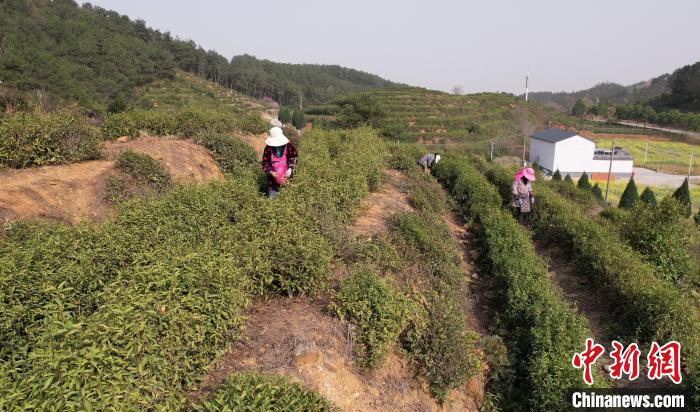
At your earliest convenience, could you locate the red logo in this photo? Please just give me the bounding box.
[609,340,641,381]
[647,341,682,384]
[573,339,683,385]
[572,338,605,385]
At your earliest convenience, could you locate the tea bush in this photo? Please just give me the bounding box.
[330,267,414,370]
[0,111,102,168]
[0,127,384,409]
[196,133,259,176]
[383,152,483,401]
[115,150,172,192]
[434,156,606,411]
[194,373,336,412]
[101,109,267,139]
[619,198,698,285]
[528,185,700,398]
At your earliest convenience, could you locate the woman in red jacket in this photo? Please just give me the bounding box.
[261,127,298,197]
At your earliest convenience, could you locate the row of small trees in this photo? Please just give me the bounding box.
[551,169,697,220]
[277,107,307,129]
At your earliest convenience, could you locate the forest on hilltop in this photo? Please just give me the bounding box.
[0,0,399,112]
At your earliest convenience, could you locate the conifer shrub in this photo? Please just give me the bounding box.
[618,177,639,209]
[0,111,102,168]
[592,183,604,200]
[672,177,692,218]
[551,169,562,181]
[577,171,591,190]
[563,174,575,186]
[195,373,336,412]
[639,186,657,206]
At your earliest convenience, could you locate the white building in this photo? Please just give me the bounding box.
[528,129,634,177]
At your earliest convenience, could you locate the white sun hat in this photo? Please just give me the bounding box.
[435,154,441,163]
[265,127,290,147]
[270,119,283,128]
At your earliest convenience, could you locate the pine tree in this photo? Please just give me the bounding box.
[618,177,639,209]
[695,209,700,225]
[639,187,657,206]
[292,110,306,129]
[278,107,292,124]
[592,183,604,200]
[564,174,575,186]
[671,177,692,217]
[577,171,592,190]
[552,170,562,181]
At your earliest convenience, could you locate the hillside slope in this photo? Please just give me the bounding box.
[526,73,671,112]
[0,1,401,112]
[307,88,560,154]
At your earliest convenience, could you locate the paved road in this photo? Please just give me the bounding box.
[633,167,700,188]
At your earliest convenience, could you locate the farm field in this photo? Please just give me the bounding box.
[592,136,700,175]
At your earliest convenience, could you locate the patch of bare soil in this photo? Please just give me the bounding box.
[194,297,479,412]
[0,137,222,223]
[349,170,413,238]
[534,242,671,389]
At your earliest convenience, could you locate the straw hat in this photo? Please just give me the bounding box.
[265,127,289,147]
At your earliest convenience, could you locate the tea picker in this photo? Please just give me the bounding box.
[418,153,441,174]
[261,127,298,197]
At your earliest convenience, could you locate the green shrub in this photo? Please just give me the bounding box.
[403,295,480,402]
[0,127,386,409]
[639,186,658,206]
[592,183,604,200]
[563,174,575,186]
[238,112,267,134]
[197,133,259,175]
[175,110,206,137]
[577,171,591,190]
[330,267,414,370]
[672,177,692,218]
[115,150,172,193]
[436,157,606,410]
[551,169,562,181]
[620,198,697,285]
[278,107,292,124]
[0,112,102,168]
[529,185,700,399]
[194,373,336,412]
[618,177,639,209]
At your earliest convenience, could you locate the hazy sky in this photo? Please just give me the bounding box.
[89,0,700,94]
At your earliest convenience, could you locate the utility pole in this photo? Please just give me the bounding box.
[689,150,694,178]
[643,142,648,166]
[490,141,495,161]
[522,135,527,166]
[604,140,615,203]
[525,73,529,102]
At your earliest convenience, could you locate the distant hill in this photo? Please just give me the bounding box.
[228,54,402,107]
[306,88,566,156]
[0,1,401,112]
[525,73,671,112]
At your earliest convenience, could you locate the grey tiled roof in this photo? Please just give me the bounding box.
[530,128,579,143]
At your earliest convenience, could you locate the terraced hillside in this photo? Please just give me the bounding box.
[307,88,567,154]
[134,70,266,114]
